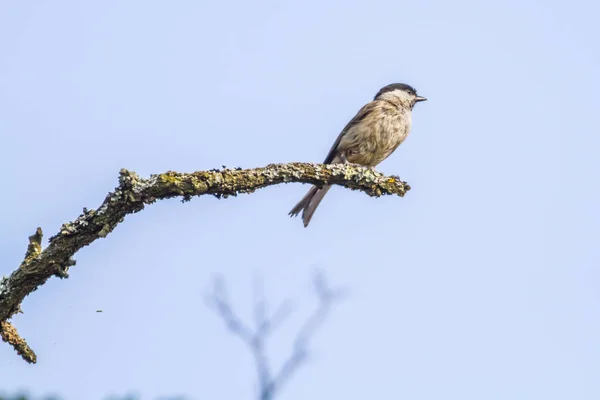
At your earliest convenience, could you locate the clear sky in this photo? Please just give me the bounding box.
[1,1,599,399]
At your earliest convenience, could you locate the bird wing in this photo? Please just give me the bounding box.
[322,101,379,164]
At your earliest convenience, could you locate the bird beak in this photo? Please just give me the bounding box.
[415,96,427,102]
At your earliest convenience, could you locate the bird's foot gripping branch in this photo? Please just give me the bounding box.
[0,162,410,363]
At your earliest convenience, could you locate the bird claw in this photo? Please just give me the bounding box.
[339,154,359,167]
[348,162,365,168]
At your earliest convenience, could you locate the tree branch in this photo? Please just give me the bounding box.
[264,271,342,400]
[1,162,408,362]
[0,321,36,364]
[207,271,343,400]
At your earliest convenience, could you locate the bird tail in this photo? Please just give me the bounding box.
[288,185,332,227]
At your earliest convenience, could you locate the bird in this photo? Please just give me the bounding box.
[289,83,427,227]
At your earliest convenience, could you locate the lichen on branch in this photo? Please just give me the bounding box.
[0,321,36,363]
[0,162,410,363]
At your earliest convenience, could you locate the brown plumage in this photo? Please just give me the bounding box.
[289,83,427,227]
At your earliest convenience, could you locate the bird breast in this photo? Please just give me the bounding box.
[340,105,411,167]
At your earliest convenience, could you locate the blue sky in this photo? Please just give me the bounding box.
[1,0,599,399]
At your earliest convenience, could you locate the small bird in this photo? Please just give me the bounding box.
[289,83,427,227]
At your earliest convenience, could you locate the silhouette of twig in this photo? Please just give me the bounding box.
[206,271,344,400]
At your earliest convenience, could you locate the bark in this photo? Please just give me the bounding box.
[0,162,410,363]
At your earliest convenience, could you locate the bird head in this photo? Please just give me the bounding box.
[374,83,427,109]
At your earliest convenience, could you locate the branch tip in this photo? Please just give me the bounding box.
[22,227,43,266]
[0,321,37,364]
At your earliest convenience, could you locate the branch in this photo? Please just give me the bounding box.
[264,271,342,400]
[1,162,407,362]
[0,321,36,364]
[207,271,343,400]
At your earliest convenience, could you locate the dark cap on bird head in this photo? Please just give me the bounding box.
[375,83,427,102]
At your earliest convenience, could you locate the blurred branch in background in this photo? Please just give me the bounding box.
[206,270,345,400]
[0,163,406,363]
